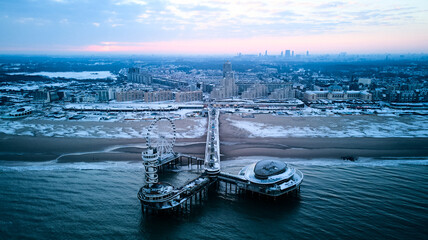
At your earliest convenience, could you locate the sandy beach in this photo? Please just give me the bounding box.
[1,133,427,163]
[1,113,428,162]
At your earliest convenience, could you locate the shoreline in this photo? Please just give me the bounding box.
[1,133,428,163]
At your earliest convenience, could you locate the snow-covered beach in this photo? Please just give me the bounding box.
[0,117,207,139]
[225,114,428,138]
[0,112,428,162]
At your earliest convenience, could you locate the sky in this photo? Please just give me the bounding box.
[0,0,427,55]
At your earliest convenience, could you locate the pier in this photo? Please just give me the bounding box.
[138,107,303,214]
[204,108,221,175]
[153,153,204,173]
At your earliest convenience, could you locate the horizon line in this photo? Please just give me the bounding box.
[0,52,427,57]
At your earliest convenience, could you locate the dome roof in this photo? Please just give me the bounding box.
[254,160,287,179]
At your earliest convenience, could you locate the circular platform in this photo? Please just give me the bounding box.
[241,159,296,185]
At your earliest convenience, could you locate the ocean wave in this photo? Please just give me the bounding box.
[222,156,428,168]
[0,161,145,172]
[1,156,427,172]
[289,158,428,167]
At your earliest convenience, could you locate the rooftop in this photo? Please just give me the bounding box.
[254,160,287,179]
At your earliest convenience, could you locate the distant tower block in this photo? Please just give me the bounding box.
[142,147,159,187]
[281,51,284,57]
[292,50,294,57]
[265,50,268,56]
[223,61,232,78]
[306,50,309,56]
[285,50,291,57]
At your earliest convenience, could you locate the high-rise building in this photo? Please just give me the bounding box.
[265,50,268,56]
[221,62,238,97]
[211,61,238,99]
[281,51,284,57]
[241,82,268,99]
[306,51,309,56]
[223,61,232,78]
[285,50,291,57]
[292,51,294,57]
[128,68,152,84]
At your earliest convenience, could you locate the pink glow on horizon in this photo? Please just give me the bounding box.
[1,34,426,54]
[81,33,428,54]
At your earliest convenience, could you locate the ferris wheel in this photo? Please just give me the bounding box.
[146,117,177,157]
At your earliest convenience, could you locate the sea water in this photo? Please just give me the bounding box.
[0,158,427,240]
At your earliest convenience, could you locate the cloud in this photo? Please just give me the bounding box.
[105,11,124,28]
[16,17,35,24]
[59,18,69,24]
[113,0,147,5]
[129,1,371,36]
[136,13,150,23]
[16,17,50,26]
[318,1,347,9]
[1,0,427,54]
[161,25,185,31]
[100,41,122,45]
[8,0,428,38]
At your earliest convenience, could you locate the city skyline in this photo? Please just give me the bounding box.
[0,0,427,54]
